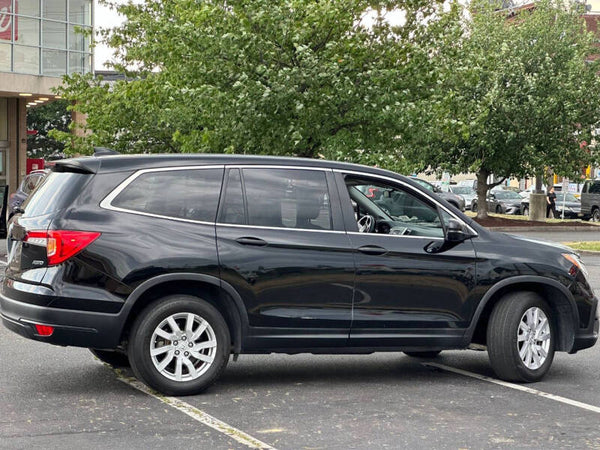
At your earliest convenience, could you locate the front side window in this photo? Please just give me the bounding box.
[111,168,224,222]
[236,168,332,230]
[346,176,446,238]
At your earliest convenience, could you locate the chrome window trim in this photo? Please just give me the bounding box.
[99,165,225,225]
[216,222,347,234]
[347,231,444,241]
[227,165,331,172]
[334,169,479,237]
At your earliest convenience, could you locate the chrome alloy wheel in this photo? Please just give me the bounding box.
[150,312,217,382]
[517,307,551,370]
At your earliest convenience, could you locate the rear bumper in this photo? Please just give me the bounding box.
[0,289,124,349]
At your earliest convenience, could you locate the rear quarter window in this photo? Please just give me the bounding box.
[110,168,224,222]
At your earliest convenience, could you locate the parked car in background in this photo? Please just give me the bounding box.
[521,192,581,218]
[580,179,600,221]
[449,186,476,210]
[1,153,597,396]
[8,170,48,220]
[472,189,523,214]
[410,178,465,211]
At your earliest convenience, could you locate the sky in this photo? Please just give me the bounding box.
[94,0,128,71]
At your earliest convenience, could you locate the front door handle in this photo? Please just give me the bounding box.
[357,245,388,256]
[235,237,268,247]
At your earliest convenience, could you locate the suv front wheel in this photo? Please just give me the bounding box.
[128,295,231,396]
[487,292,555,382]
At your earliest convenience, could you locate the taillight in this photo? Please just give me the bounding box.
[24,230,101,265]
[34,324,54,336]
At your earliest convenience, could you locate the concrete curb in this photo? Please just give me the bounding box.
[486,226,600,232]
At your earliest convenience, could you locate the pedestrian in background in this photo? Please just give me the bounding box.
[547,186,557,218]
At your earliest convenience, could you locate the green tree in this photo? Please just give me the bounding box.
[55,0,444,173]
[405,0,600,219]
[27,100,71,159]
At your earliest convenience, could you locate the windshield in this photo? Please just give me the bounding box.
[22,171,89,217]
[558,193,579,202]
[452,186,474,195]
[493,190,522,200]
[411,178,434,192]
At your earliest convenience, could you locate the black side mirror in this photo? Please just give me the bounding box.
[487,193,495,199]
[446,218,468,243]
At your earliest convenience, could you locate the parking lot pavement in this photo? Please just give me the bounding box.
[505,230,600,242]
[1,239,599,449]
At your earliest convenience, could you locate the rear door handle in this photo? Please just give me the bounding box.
[235,237,268,247]
[357,245,388,256]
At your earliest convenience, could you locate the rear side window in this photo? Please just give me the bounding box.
[111,168,224,222]
[22,172,88,217]
[240,168,332,230]
[589,182,600,194]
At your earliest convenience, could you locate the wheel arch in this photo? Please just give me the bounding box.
[118,273,248,354]
[466,276,579,352]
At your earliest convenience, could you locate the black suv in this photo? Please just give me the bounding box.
[1,154,598,395]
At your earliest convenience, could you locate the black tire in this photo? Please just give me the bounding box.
[128,295,230,396]
[487,292,555,383]
[471,202,477,212]
[522,206,529,217]
[90,349,130,368]
[404,351,442,358]
[495,205,503,214]
[592,208,600,222]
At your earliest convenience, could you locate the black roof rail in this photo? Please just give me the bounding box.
[93,147,120,157]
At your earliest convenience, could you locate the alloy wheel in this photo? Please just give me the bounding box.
[150,312,217,382]
[517,307,551,370]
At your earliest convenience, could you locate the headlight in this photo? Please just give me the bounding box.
[562,253,589,278]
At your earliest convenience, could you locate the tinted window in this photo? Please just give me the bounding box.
[219,169,245,225]
[589,182,600,194]
[242,168,332,230]
[112,168,224,222]
[22,172,88,217]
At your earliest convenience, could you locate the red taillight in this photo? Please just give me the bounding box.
[34,324,54,336]
[25,230,101,265]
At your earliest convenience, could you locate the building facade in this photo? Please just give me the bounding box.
[0,0,92,192]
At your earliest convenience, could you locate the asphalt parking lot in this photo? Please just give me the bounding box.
[1,231,600,449]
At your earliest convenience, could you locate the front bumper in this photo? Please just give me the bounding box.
[571,296,599,353]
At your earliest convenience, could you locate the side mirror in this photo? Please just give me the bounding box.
[446,219,468,243]
[487,193,495,199]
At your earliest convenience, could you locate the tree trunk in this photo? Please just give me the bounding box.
[476,168,490,219]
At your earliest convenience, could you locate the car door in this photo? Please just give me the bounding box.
[215,166,355,349]
[334,171,478,348]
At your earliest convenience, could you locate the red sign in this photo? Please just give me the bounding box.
[0,0,16,42]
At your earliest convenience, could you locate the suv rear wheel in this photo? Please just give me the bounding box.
[487,292,555,382]
[128,295,230,396]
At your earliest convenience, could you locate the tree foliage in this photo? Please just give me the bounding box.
[57,0,443,172]
[405,0,600,218]
[27,100,71,159]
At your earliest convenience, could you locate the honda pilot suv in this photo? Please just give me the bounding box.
[1,154,598,396]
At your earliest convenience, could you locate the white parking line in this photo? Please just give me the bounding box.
[116,373,277,449]
[423,362,600,415]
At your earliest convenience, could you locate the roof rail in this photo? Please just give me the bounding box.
[93,147,120,157]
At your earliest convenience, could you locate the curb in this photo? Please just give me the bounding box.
[486,226,600,232]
